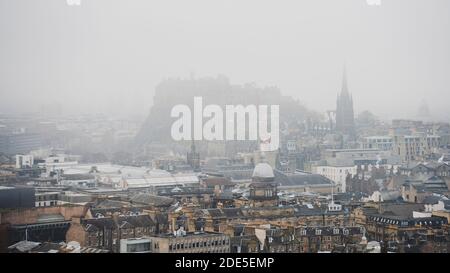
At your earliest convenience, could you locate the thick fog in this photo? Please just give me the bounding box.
[1,0,449,121]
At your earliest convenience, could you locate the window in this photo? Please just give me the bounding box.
[127,242,151,253]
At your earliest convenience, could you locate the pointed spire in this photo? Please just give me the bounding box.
[341,64,349,96]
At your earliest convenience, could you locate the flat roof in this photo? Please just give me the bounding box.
[153,231,227,238]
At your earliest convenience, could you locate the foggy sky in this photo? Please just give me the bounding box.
[1,0,450,121]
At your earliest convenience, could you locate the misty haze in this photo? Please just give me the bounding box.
[1,0,449,120]
[1,0,450,258]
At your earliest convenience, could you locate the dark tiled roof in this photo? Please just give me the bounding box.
[130,193,175,207]
[202,177,234,186]
[293,205,324,216]
[154,213,169,225]
[443,200,450,210]
[117,215,155,228]
[422,195,443,204]
[93,199,127,209]
[274,169,333,187]
[83,214,155,230]
[207,209,226,218]
[222,208,244,218]
[62,173,95,180]
[83,218,115,229]
[368,215,447,227]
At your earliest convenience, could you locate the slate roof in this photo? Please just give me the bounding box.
[443,200,450,210]
[222,208,245,218]
[62,173,95,180]
[82,218,116,230]
[368,215,447,227]
[117,214,155,228]
[82,214,155,230]
[293,205,326,216]
[202,177,235,186]
[154,213,169,225]
[274,169,333,187]
[378,203,427,218]
[93,199,128,209]
[130,193,175,207]
[422,195,443,205]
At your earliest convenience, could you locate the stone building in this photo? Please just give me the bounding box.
[0,204,88,252]
[352,203,449,253]
[248,163,278,207]
[66,214,156,253]
[255,225,364,253]
[146,230,230,253]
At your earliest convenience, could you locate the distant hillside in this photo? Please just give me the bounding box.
[135,75,319,148]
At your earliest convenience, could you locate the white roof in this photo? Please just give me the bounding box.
[252,163,274,178]
[124,175,199,187]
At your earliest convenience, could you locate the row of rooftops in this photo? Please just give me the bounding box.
[264,226,365,239]
[194,204,346,220]
[399,161,450,171]
[81,214,155,232]
[367,215,448,227]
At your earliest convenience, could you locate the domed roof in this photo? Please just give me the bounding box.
[252,163,274,178]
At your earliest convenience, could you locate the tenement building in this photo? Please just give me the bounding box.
[146,229,230,253]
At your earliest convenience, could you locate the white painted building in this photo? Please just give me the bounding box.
[16,154,34,168]
[362,136,393,151]
[311,165,357,193]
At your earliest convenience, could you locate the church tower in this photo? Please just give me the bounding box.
[335,67,355,136]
